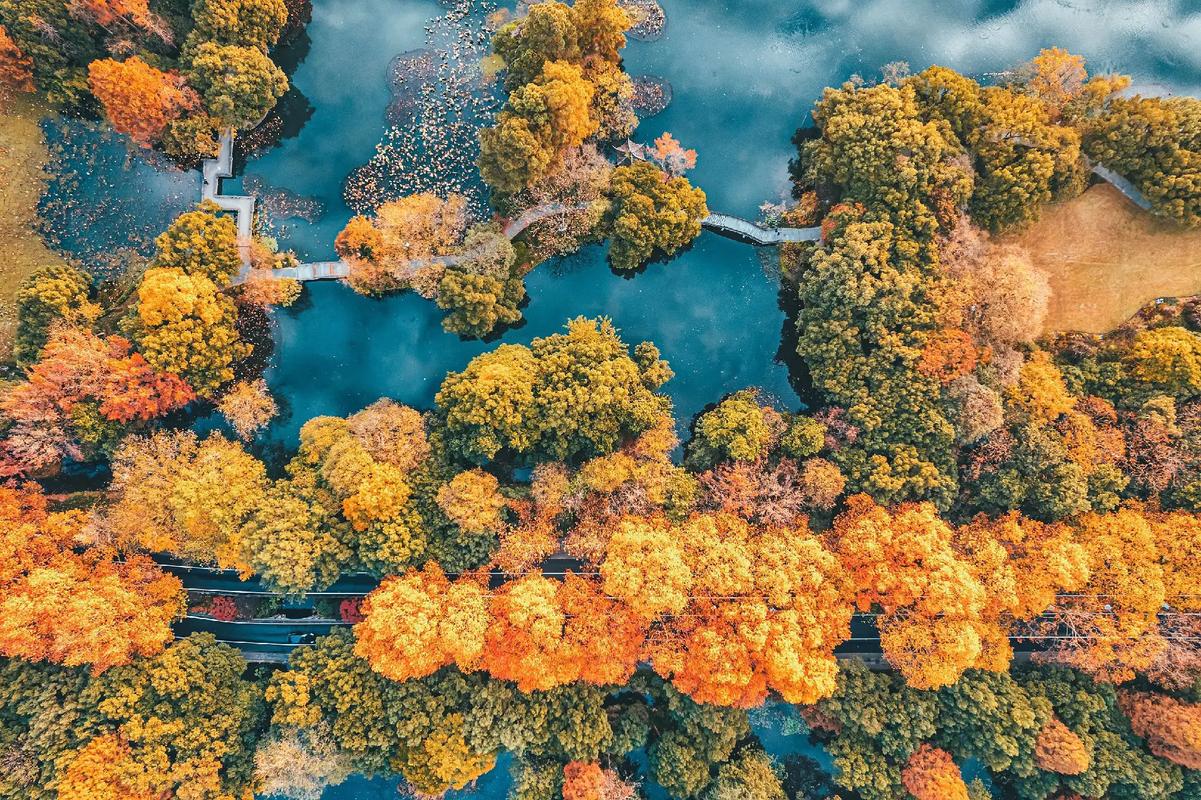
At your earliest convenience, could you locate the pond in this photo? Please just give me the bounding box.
[243,0,1201,449]
[35,0,1201,796]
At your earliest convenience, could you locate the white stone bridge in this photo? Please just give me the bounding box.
[201,131,1150,286]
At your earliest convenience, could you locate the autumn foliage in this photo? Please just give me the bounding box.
[0,327,194,476]
[0,25,34,100]
[1034,718,1090,775]
[1119,691,1201,769]
[900,744,969,800]
[71,0,153,29]
[0,484,183,673]
[87,57,198,147]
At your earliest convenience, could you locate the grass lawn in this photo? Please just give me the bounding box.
[0,95,71,359]
[1005,182,1201,335]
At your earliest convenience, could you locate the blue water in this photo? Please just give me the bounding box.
[39,118,198,274]
[276,756,514,800]
[244,0,1201,450]
[35,0,1201,797]
[263,235,795,444]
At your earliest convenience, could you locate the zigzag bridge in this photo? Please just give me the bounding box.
[202,131,1151,286]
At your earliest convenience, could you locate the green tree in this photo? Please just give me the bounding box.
[437,226,526,338]
[794,80,979,508]
[435,317,672,463]
[190,0,288,50]
[462,680,614,763]
[645,677,751,799]
[781,755,838,800]
[510,759,563,800]
[267,632,498,791]
[1082,94,1201,227]
[151,201,243,285]
[437,269,525,338]
[12,265,99,365]
[968,423,1091,521]
[478,115,554,194]
[966,87,1086,231]
[604,160,709,272]
[238,481,354,596]
[934,670,1049,781]
[704,748,786,800]
[493,0,581,89]
[780,415,826,459]
[907,66,1085,231]
[187,42,288,130]
[685,390,775,469]
[1018,667,1184,800]
[162,112,222,162]
[815,662,939,800]
[0,658,91,800]
[796,220,958,508]
[799,81,973,240]
[0,0,102,108]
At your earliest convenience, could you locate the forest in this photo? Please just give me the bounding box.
[1,1,1201,799]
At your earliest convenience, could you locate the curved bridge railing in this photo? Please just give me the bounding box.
[202,132,1151,288]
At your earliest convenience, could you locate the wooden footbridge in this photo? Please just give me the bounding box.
[201,131,1150,286]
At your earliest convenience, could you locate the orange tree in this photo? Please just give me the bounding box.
[87,57,198,147]
[0,484,183,673]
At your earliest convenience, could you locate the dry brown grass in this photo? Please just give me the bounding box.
[1004,183,1201,335]
[0,95,70,359]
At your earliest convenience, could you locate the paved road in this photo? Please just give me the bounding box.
[168,562,1049,664]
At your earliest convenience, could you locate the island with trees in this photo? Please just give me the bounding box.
[0,2,1200,800]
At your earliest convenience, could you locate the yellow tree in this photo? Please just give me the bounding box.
[131,266,248,397]
[825,495,988,689]
[1040,507,1167,682]
[340,462,411,531]
[512,59,597,150]
[1005,349,1076,424]
[55,735,157,800]
[600,516,692,618]
[336,193,468,295]
[346,398,430,472]
[106,430,268,570]
[1020,47,1088,119]
[951,512,1089,668]
[642,514,851,707]
[436,469,507,534]
[217,378,277,440]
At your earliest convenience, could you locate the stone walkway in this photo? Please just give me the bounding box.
[201,130,254,280]
[201,130,1151,286]
[1090,163,1152,211]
